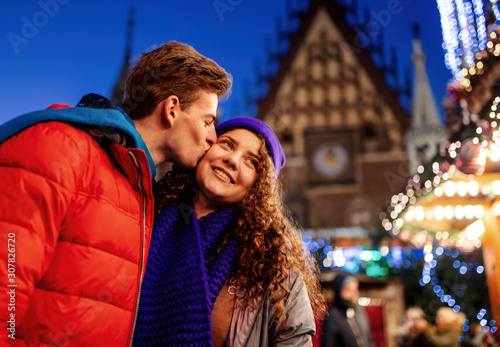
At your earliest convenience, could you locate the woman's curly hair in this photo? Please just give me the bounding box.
[155,131,326,321]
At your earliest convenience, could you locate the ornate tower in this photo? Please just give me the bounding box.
[110,7,136,106]
[406,24,447,174]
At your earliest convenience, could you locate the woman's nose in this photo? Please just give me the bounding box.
[223,154,239,170]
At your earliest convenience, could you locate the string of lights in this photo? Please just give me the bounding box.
[437,0,489,81]
[492,0,500,24]
[472,0,487,50]
[457,0,475,67]
[420,246,496,336]
[437,0,463,80]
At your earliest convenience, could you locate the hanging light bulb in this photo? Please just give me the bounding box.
[457,181,467,196]
[466,220,485,240]
[445,181,456,196]
[468,181,479,196]
[435,206,445,220]
[490,144,500,161]
[455,205,465,219]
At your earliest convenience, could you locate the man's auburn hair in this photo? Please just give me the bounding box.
[122,41,232,119]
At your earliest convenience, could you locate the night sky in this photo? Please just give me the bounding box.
[1,0,452,125]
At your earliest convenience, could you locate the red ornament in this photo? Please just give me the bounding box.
[439,161,451,173]
[447,81,467,102]
[479,120,494,138]
[455,139,486,175]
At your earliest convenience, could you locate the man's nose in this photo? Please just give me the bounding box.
[206,125,217,147]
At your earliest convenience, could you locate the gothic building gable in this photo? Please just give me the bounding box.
[258,0,410,157]
[254,0,411,230]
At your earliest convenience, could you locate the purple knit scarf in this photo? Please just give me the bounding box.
[133,203,239,346]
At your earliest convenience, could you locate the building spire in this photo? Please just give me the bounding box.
[411,23,440,130]
[110,7,136,106]
[125,7,135,58]
[406,23,447,174]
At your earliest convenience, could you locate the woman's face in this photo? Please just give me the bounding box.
[195,128,263,210]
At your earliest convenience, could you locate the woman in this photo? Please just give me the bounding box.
[133,117,326,346]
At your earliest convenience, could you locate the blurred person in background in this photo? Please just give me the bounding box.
[463,320,498,347]
[411,307,465,347]
[396,306,427,347]
[321,273,375,347]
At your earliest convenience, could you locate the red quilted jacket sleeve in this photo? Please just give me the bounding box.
[0,122,88,344]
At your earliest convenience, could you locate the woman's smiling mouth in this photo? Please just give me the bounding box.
[212,167,234,183]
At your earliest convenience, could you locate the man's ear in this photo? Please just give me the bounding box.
[163,95,180,127]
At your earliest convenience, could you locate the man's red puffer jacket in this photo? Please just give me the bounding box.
[0,120,154,346]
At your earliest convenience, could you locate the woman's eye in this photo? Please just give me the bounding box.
[223,141,232,149]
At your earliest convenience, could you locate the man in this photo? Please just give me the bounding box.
[0,41,231,346]
[321,273,375,347]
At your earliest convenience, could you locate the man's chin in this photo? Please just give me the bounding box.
[183,156,202,169]
[196,155,205,165]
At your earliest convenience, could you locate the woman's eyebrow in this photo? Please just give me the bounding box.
[220,134,261,160]
[247,151,261,161]
[221,134,239,146]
